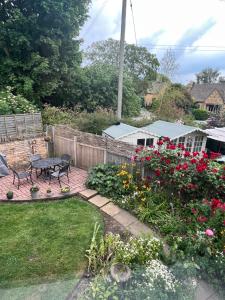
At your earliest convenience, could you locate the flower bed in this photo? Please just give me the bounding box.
[86,138,225,296]
[83,224,197,299]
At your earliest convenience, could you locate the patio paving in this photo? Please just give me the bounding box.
[0,167,88,201]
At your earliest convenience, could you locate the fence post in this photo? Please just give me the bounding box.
[104,149,107,164]
[74,136,77,166]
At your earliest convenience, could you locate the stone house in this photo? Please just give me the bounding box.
[189,82,225,114]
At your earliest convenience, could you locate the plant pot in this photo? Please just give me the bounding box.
[110,263,131,283]
[6,194,13,200]
[31,192,39,199]
[61,192,70,196]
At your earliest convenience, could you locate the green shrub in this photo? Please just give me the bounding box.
[192,109,209,120]
[86,164,123,198]
[0,87,37,115]
[42,105,117,135]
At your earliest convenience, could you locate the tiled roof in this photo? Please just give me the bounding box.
[190,83,225,103]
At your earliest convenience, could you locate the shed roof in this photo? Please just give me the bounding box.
[190,83,225,103]
[103,123,137,139]
[142,120,205,140]
[204,127,225,143]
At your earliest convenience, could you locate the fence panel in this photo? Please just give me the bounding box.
[0,113,42,142]
[54,135,75,165]
[76,143,105,170]
[106,151,130,165]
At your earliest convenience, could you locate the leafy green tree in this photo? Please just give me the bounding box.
[85,39,159,81]
[153,84,194,121]
[196,68,220,84]
[65,63,141,117]
[0,0,90,105]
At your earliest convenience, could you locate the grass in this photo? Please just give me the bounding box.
[0,197,104,289]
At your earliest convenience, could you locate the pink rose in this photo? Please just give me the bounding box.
[205,229,214,237]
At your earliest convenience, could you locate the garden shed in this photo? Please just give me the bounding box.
[103,120,208,152]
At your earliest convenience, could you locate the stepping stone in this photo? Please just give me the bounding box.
[127,220,153,237]
[113,210,137,227]
[100,202,122,216]
[88,195,110,208]
[78,189,98,199]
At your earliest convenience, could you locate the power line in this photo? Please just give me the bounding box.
[140,44,225,52]
[129,0,137,46]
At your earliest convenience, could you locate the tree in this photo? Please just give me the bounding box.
[196,68,220,84]
[67,63,141,117]
[0,0,90,105]
[153,84,194,121]
[159,49,179,81]
[85,39,159,81]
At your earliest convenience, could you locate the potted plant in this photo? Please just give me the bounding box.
[6,191,13,200]
[30,185,39,199]
[46,188,52,197]
[60,186,70,195]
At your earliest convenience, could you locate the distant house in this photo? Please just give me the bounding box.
[144,82,166,107]
[103,120,207,152]
[189,82,225,114]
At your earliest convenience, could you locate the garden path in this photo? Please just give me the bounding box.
[78,189,221,300]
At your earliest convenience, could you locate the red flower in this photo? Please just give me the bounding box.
[212,168,218,173]
[191,208,198,215]
[196,163,207,172]
[223,220,225,226]
[188,183,197,190]
[182,162,189,170]
[145,156,151,161]
[211,198,221,210]
[190,158,197,164]
[167,144,176,150]
[178,144,185,150]
[155,169,161,176]
[197,215,208,223]
[175,164,182,171]
[163,136,170,142]
[203,153,208,159]
[165,159,171,164]
[184,151,191,157]
[157,140,164,146]
[193,151,199,157]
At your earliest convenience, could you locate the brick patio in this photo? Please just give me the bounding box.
[0,167,88,201]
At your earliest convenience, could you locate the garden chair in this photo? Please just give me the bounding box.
[60,154,72,172]
[49,163,70,187]
[29,154,42,176]
[11,167,33,190]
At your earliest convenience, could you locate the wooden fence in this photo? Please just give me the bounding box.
[0,113,43,142]
[53,134,131,170]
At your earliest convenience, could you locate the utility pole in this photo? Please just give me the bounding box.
[117,0,127,120]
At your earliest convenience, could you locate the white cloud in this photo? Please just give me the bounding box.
[80,0,225,82]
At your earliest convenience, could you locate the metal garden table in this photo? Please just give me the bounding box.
[32,157,62,179]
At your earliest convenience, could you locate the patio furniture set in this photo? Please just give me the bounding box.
[0,153,71,189]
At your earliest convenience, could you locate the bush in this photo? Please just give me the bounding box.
[0,87,37,115]
[192,109,209,120]
[42,105,117,135]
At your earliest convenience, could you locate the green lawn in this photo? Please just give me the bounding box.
[0,198,103,290]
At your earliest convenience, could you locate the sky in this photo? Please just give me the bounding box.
[80,0,225,83]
